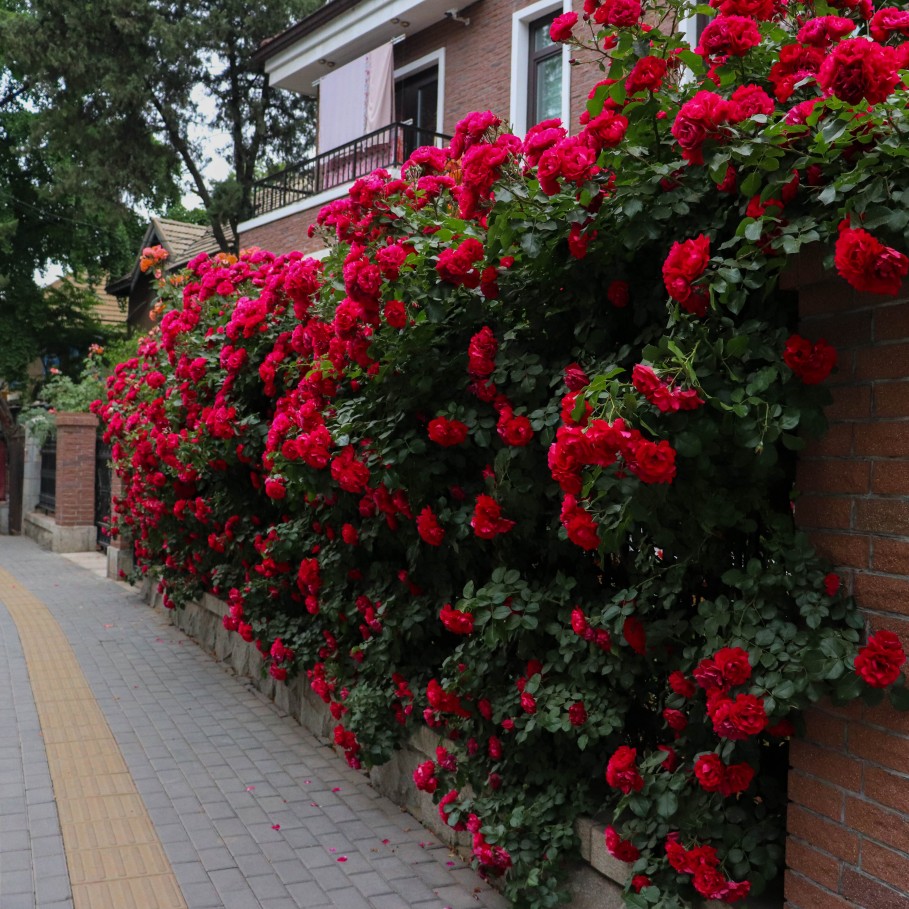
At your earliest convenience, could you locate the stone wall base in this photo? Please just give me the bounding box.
[106,543,133,581]
[23,512,96,552]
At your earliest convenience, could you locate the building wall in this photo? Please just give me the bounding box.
[242,0,601,256]
[783,252,909,909]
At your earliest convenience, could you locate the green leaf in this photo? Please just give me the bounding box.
[656,791,678,818]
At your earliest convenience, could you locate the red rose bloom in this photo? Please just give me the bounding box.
[413,760,439,793]
[497,409,534,446]
[855,630,907,687]
[560,495,601,551]
[798,15,856,47]
[694,753,725,792]
[713,647,752,686]
[696,15,762,60]
[722,762,755,795]
[627,438,677,485]
[783,335,837,385]
[626,56,668,94]
[549,10,578,40]
[870,7,909,42]
[592,0,642,26]
[471,494,516,539]
[440,603,474,634]
[671,92,731,164]
[711,693,768,740]
[428,416,469,446]
[568,701,588,726]
[817,37,899,106]
[835,226,909,296]
[605,826,640,863]
[824,572,841,597]
[417,507,446,546]
[605,745,644,794]
[384,299,407,328]
[623,616,648,654]
[669,670,697,698]
[564,362,591,390]
[468,326,498,377]
[662,234,711,307]
[436,238,485,287]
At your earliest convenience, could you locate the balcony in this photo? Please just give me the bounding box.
[251,121,450,218]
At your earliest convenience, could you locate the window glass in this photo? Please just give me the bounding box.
[527,12,562,127]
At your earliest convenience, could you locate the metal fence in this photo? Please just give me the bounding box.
[95,439,112,550]
[37,439,56,514]
[251,122,449,217]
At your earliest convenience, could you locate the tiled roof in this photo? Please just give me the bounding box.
[47,277,126,325]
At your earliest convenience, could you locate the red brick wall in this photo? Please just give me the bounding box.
[54,412,97,527]
[782,252,909,909]
[242,206,326,257]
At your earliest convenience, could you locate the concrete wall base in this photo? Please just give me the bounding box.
[0,501,8,535]
[106,544,133,580]
[23,512,96,552]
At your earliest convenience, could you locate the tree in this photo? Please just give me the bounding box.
[5,0,320,252]
[0,2,143,390]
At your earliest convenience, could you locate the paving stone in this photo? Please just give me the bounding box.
[0,541,508,909]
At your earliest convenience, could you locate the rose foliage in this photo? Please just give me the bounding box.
[96,0,909,904]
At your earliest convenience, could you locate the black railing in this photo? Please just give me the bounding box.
[38,439,56,514]
[251,122,450,217]
[95,439,112,550]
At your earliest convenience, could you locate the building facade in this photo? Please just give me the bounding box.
[239,0,599,255]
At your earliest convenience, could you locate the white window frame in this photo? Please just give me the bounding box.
[510,0,572,137]
[393,48,446,136]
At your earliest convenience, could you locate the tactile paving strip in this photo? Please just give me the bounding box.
[0,567,188,909]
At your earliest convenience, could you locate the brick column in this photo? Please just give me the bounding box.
[781,253,909,909]
[54,412,97,527]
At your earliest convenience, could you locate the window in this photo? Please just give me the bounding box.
[510,1,571,136]
[395,66,439,157]
[528,14,563,126]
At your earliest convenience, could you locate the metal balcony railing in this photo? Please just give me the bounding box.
[251,122,450,217]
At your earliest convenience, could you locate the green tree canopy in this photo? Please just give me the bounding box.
[5,0,320,251]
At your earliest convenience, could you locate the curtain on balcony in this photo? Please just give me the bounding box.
[317,43,394,154]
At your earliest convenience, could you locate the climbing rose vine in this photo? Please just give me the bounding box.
[96,0,909,904]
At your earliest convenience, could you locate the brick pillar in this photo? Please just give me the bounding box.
[54,412,97,527]
[782,253,909,909]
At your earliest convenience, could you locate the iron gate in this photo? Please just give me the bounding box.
[95,438,112,550]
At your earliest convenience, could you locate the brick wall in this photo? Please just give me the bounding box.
[54,413,97,528]
[782,252,909,909]
[242,206,325,257]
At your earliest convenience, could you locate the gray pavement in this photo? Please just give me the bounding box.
[0,536,509,909]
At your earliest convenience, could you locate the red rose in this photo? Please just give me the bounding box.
[468,326,498,377]
[564,362,591,390]
[713,647,751,686]
[722,762,755,795]
[436,238,485,287]
[497,409,534,446]
[662,234,711,305]
[824,572,841,596]
[696,15,762,60]
[568,701,588,726]
[623,616,648,654]
[783,334,837,384]
[711,693,768,739]
[855,629,907,687]
[769,44,825,102]
[728,84,775,121]
[264,477,286,500]
[560,495,601,551]
[627,437,677,485]
[330,447,371,494]
[549,10,578,41]
[671,93,730,164]
[871,7,909,42]
[817,37,899,106]
[593,0,642,27]
[413,760,438,793]
[384,299,407,328]
[605,745,644,793]
[440,603,474,634]
[835,226,909,296]
[427,416,469,446]
[471,494,516,539]
[631,875,652,893]
[663,707,687,733]
[417,507,446,546]
[659,744,680,771]
[799,15,857,47]
[626,56,668,94]
[694,753,725,792]
[669,670,697,698]
[605,826,640,863]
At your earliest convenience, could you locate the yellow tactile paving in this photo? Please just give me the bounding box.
[0,568,188,909]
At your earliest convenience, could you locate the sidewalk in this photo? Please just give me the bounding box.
[0,536,509,909]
